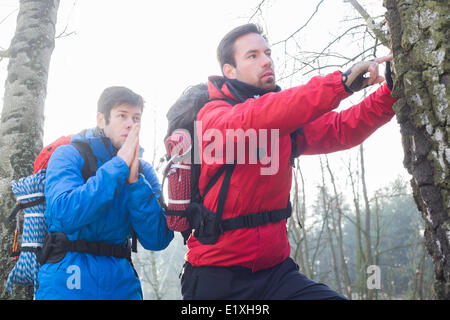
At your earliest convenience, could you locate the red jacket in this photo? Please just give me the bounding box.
[186,71,396,272]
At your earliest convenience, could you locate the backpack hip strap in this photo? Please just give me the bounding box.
[221,202,292,232]
[38,232,132,265]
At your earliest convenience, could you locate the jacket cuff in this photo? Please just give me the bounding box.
[334,70,353,98]
[127,176,157,211]
[380,82,396,97]
[377,83,398,115]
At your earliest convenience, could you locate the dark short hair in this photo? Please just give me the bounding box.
[217,23,265,70]
[97,86,144,123]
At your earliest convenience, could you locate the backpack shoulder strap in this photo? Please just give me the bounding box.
[290,128,304,166]
[213,163,235,234]
[70,141,98,182]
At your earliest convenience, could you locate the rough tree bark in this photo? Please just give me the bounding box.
[384,0,449,300]
[0,0,59,299]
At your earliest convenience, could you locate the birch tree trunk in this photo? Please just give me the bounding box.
[0,0,59,299]
[385,0,449,300]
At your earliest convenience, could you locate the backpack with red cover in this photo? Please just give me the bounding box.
[162,84,209,239]
[33,135,73,173]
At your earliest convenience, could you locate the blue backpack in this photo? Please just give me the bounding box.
[4,136,121,295]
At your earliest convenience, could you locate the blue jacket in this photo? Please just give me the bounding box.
[35,128,173,300]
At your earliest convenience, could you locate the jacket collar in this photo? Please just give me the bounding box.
[70,127,115,164]
[208,76,281,103]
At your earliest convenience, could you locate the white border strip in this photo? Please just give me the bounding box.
[172,164,191,170]
[21,243,43,248]
[168,199,190,204]
[24,213,45,218]
[16,193,45,201]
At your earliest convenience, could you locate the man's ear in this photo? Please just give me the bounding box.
[223,63,237,79]
[97,112,106,129]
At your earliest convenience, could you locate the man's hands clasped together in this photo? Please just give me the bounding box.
[117,123,141,184]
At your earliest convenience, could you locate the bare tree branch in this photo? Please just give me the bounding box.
[55,1,77,39]
[55,29,76,39]
[272,0,325,46]
[0,8,18,26]
[0,8,18,62]
[248,0,266,22]
[344,0,388,46]
[0,50,10,59]
[0,50,9,64]
[278,42,381,82]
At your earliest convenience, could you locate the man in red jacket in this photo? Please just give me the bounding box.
[181,23,396,300]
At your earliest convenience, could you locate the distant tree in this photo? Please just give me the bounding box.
[0,0,59,299]
[133,234,186,300]
[370,178,434,299]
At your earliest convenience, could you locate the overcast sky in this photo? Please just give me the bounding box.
[0,0,409,198]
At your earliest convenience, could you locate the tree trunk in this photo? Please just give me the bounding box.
[373,193,381,300]
[0,0,59,299]
[360,144,374,299]
[149,252,162,300]
[385,0,449,300]
[290,163,307,274]
[319,157,342,294]
[325,156,352,299]
[297,162,313,279]
[347,158,366,298]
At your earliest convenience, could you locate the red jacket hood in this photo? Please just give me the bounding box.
[207,75,240,103]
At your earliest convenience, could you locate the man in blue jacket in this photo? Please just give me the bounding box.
[35,86,173,300]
